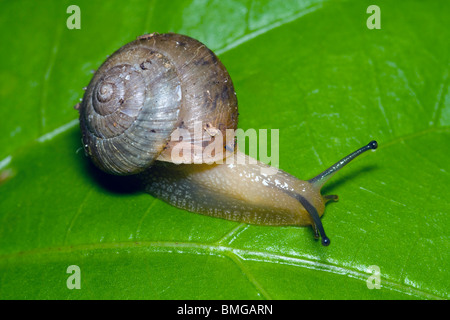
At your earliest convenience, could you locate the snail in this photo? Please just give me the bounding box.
[76,33,378,246]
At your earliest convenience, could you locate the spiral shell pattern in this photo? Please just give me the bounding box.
[79,33,238,175]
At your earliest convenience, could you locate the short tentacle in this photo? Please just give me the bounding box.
[323,194,338,203]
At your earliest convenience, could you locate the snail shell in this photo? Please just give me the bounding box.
[79,33,238,175]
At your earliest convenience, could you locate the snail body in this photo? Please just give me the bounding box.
[78,33,378,246]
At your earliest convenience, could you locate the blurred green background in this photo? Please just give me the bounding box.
[0,0,448,299]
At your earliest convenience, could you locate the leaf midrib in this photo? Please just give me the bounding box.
[0,238,443,299]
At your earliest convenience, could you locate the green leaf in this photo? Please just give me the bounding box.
[0,0,448,299]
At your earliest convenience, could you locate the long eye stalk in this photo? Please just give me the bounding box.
[295,193,330,246]
[304,140,378,246]
[309,141,378,190]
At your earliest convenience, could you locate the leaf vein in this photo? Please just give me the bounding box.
[215,1,325,55]
[0,240,444,299]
